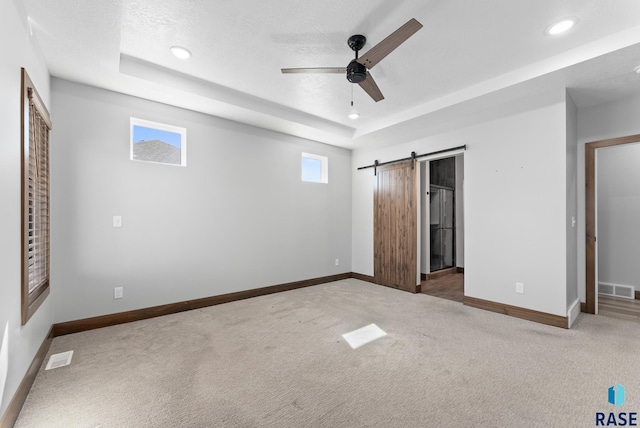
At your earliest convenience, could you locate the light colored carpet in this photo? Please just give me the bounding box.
[15,279,640,427]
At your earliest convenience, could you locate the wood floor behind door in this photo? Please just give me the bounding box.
[374,160,417,293]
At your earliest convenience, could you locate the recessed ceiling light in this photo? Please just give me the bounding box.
[546,18,576,35]
[348,112,360,120]
[634,65,640,74]
[170,46,191,59]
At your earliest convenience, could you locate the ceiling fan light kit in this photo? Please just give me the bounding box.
[281,18,423,103]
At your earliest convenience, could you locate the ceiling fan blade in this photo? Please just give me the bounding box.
[358,72,384,102]
[281,67,347,74]
[357,18,423,69]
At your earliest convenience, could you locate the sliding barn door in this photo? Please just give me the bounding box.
[374,160,418,293]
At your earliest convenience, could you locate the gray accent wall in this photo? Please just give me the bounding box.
[50,79,352,323]
[0,0,54,418]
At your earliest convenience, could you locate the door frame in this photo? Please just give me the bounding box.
[585,133,640,313]
[420,154,464,277]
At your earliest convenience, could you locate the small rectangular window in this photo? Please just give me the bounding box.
[301,152,328,183]
[130,118,186,166]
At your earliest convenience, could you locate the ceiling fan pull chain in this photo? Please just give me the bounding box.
[351,84,354,107]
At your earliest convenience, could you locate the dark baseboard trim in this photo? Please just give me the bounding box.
[457,267,465,274]
[0,327,53,428]
[636,291,640,300]
[53,273,351,337]
[350,272,375,283]
[463,296,568,329]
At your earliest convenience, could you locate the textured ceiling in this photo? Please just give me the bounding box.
[22,0,640,148]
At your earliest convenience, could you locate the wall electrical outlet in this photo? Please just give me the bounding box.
[516,282,525,294]
[335,259,340,266]
[114,286,123,299]
[113,216,122,228]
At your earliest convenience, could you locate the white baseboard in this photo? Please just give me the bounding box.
[567,299,581,329]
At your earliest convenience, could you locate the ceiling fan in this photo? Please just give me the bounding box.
[281,18,423,103]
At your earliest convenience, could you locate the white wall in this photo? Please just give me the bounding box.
[352,101,569,316]
[596,143,640,291]
[50,79,352,323]
[0,0,53,418]
[566,94,578,308]
[576,92,640,302]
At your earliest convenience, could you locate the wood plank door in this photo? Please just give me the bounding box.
[374,160,418,293]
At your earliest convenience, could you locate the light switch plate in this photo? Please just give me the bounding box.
[113,216,122,228]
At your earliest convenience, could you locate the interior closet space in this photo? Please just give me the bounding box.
[420,154,465,302]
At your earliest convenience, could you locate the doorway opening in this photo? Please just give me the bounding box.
[587,137,640,321]
[420,155,464,303]
[585,134,640,320]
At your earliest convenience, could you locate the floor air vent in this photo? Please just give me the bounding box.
[599,282,635,300]
[45,351,74,370]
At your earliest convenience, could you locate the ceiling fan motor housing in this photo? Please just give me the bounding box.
[347,60,367,83]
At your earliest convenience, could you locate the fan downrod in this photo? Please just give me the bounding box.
[346,35,367,84]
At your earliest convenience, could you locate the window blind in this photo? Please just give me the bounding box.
[21,68,52,324]
[27,91,51,295]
